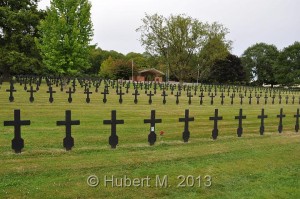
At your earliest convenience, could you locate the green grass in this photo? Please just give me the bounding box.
[0,81,299,199]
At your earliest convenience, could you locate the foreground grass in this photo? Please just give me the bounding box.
[0,81,299,198]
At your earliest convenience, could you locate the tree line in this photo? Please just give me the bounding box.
[0,0,299,86]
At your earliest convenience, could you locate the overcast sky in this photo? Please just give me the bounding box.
[38,0,299,56]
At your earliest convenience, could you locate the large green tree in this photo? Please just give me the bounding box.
[275,41,300,85]
[0,0,45,77]
[209,54,246,84]
[36,0,93,76]
[241,43,279,86]
[136,13,231,82]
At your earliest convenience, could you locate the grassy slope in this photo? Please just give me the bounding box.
[0,81,299,199]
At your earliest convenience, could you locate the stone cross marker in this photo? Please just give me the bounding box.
[144,110,162,145]
[147,91,154,105]
[271,95,275,104]
[256,95,260,104]
[179,109,194,142]
[220,92,225,105]
[66,87,74,103]
[294,108,300,133]
[6,80,16,102]
[161,90,168,104]
[101,86,109,103]
[187,92,193,105]
[210,93,215,105]
[47,86,56,103]
[230,93,234,105]
[235,108,246,137]
[27,85,37,103]
[239,94,244,105]
[117,87,125,104]
[199,92,204,105]
[258,108,268,135]
[84,88,92,103]
[209,109,223,140]
[264,94,268,104]
[132,89,140,104]
[277,108,285,133]
[175,91,180,105]
[248,93,252,105]
[4,110,30,153]
[56,110,80,151]
[103,110,124,149]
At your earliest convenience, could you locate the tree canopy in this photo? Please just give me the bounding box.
[0,0,45,78]
[241,43,279,86]
[275,42,300,85]
[136,13,231,82]
[36,0,93,76]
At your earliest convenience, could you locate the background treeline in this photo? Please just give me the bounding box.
[0,0,299,86]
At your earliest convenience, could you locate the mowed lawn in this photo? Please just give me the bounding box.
[0,80,299,199]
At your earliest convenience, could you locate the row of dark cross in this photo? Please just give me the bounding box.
[3,79,300,105]
[3,108,300,153]
[3,75,300,95]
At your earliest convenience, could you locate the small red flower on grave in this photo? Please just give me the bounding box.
[160,131,165,136]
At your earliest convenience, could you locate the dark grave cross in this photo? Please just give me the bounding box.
[179,109,194,142]
[209,109,223,140]
[144,110,162,145]
[103,110,124,149]
[66,87,74,103]
[84,88,92,103]
[27,86,37,103]
[24,79,28,91]
[230,93,234,105]
[175,91,180,105]
[47,86,56,103]
[117,87,125,104]
[56,110,80,151]
[277,108,285,133]
[101,88,108,103]
[264,94,268,104]
[210,93,215,105]
[126,83,130,94]
[239,94,244,105]
[6,80,16,102]
[72,79,77,92]
[294,108,300,133]
[132,89,140,104]
[279,95,282,104]
[258,109,268,135]
[161,90,168,104]
[248,93,252,105]
[147,91,154,105]
[285,95,289,104]
[187,92,193,105]
[235,109,246,137]
[292,95,295,104]
[256,95,260,105]
[220,92,225,105]
[170,86,175,95]
[199,92,204,105]
[271,95,275,104]
[194,86,197,96]
[4,110,30,153]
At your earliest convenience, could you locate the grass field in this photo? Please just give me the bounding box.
[0,80,299,198]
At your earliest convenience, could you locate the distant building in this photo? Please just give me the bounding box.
[131,68,165,82]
